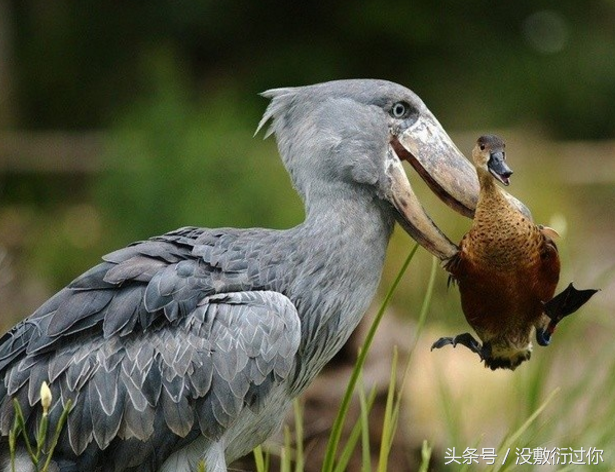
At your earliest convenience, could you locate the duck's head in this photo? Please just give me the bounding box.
[472,135,513,186]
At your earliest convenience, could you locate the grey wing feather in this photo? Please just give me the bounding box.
[103,256,168,284]
[0,226,300,469]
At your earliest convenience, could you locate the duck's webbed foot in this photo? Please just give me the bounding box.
[544,283,599,322]
[431,332,489,361]
[537,283,599,346]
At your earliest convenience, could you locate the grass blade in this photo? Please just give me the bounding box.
[281,426,292,472]
[42,398,72,472]
[358,376,373,472]
[489,387,560,472]
[12,399,36,465]
[377,347,399,472]
[292,400,304,472]
[332,385,377,472]
[418,440,432,472]
[321,245,418,472]
[414,255,438,344]
[253,446,268,472]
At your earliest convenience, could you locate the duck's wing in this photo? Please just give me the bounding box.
[443,234,469,287]
[0,227,300,469]
[536,227,561,301]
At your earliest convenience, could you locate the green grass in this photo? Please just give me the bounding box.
[322,245,419,472]
[254,246,434,472]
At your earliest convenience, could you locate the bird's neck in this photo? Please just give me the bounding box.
[303,182,394,231]
[476,170,509,214]
[297,185,395,293]
[299,185,396,276]
[285,187,395,393]
[470,170,536,267]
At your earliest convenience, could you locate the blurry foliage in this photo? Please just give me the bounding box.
[23,52,303,289]
[8,0,615,138]
[96,52,302,247]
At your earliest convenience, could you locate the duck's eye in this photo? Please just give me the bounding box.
[391,101,410,119]
[479,144,486,151]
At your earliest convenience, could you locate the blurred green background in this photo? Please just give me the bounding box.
[0,1,614,469]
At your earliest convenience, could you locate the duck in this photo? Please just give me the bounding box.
[431,134,598,370]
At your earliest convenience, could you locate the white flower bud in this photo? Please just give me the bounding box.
[40,381,52,416]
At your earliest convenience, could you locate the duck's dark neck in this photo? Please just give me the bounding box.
[470,169,535,267]
[477,170,497,192]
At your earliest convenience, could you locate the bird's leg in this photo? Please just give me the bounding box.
[537,283,599,346]
[431,332,488,360]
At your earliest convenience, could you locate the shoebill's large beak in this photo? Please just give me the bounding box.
[386,109,531,261]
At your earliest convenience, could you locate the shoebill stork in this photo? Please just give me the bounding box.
[0,79,526,472]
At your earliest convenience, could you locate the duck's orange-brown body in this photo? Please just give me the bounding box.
[446,171,560,367]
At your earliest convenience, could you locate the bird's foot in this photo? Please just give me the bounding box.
[544,283,599,323]
[537,283,599,346]
[431,332,489,361]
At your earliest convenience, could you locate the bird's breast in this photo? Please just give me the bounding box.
[467,202,543,269]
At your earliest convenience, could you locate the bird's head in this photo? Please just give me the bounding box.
[257,80,526,260]
[472,134,513,186]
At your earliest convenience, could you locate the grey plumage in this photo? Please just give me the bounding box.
[0,79,483,472]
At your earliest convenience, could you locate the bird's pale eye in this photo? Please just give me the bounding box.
[390,101,410,119]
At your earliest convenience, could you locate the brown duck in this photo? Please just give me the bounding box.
[432,135,597,370]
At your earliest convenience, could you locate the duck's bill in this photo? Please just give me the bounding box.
[487,150,513,186]
[387,112,530,261]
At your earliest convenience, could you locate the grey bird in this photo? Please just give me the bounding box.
[0,79,526,472]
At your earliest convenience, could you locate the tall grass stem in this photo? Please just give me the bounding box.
[321,244,418,472]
